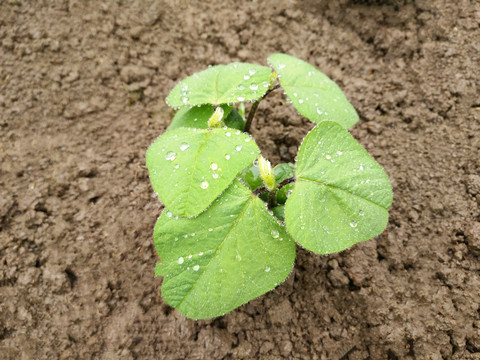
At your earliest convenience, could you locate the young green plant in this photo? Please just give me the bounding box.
[146,54,393,319]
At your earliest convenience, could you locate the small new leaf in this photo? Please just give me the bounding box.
[207,106,224,128]
[258,156,275,191]
[168,104,247,131]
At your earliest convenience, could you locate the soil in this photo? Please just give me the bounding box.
[1,0,479,359]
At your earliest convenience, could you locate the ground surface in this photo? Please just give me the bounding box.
[1,0,480,359]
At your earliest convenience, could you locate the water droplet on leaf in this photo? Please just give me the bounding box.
[165,152,176,161]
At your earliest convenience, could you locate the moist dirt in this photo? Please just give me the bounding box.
[1,1,479,359]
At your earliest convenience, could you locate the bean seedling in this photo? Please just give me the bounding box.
[146,54,392,319]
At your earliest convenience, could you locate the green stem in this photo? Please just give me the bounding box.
[243,84,280,133]
[268,187,278,209]
[244,100,260,133]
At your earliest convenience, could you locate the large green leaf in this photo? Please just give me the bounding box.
[268,53,358,129]
[154,180,296,319]
[166,63,272,108]
[285,121,392,254]
[168,104,245,131]
[146,128,259,217]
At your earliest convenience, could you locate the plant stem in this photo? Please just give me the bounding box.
[243,84,280,133]
[268,188,278,209]
[244,100,259,133]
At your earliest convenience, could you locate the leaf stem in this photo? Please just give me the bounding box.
[253,176,296,195]
[268,188,278,208]
[244,100,259,133]
[244,84,280,133]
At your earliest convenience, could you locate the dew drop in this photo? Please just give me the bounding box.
[180,143,190,151]
[193,265,200,271]
[244,138,251,142]
[236,145,242,151]
[278,64,286,69]
[165,152,176,161]
[210,163,218,171]
[177,257,184,264]
[350,220,357,228]
[226,131,231,137]
[298,99,304,104]
[316,109,323,115]
[325,154,331,160]
[249,69,256,76]
[265,266,271,272]
[225,154,230,160]
[199,252,204,256]
[359,164,364,171]
[337,151,343,156]
[271,229,279,238]
[293,92,298,97]
[237,96,245,102]
[236,254,242,261]
[212,173,219,179]
[208,228,213,232]
[359,210,365,216]
[243,75,250,80]
[237,84,245,90]
[200,181,209,189]
[249,83,258,91]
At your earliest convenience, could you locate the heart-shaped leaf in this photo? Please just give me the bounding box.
[166,63,272,108]
[168,104,245,131]
[285,121,392,254]
[154,180,296,319]
[146,128,259,217]
[268,53,358,129]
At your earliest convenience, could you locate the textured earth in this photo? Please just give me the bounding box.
[1,0,479,359]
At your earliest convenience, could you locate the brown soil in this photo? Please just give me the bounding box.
[1,1,479,359]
